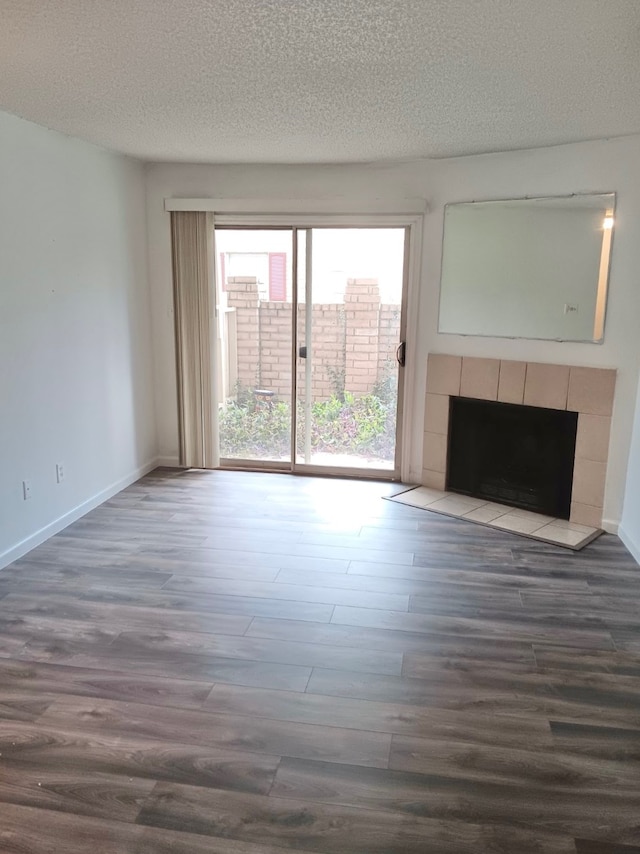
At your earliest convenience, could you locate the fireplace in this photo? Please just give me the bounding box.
[447,397,578,518]
[422,355,617,528]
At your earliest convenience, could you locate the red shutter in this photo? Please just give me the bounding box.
[219,252,227,291]
[268,252,287,301]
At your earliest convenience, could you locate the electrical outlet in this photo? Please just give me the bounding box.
[56,463,65,484]
[22,480,32,500]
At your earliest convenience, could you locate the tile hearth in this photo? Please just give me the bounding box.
[388,486,602,550]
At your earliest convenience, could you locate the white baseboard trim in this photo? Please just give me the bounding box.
[0,458,159,570]
[156,456,182,468]
[618,523,640,565]
[601,517,619,535]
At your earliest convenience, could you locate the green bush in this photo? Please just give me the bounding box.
[219,389,396,461]
[219,399,291,458]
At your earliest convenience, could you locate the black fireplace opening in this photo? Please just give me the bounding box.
[447,397,578,519]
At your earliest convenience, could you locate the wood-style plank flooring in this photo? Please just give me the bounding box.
[1,468,639,853]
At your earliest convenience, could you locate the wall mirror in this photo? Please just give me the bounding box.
[438,193,615,343]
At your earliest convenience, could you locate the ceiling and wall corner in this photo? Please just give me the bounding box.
[1,1,640,164]
[1,1,640,547]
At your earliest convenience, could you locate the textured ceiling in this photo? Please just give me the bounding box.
[1,0,639,163]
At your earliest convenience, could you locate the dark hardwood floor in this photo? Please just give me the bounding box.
[1,467,639,853]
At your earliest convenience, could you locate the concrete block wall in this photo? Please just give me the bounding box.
[378,304,402,388]
[344,279,381,396]
[226,277,260,393]
[226,277,400,403]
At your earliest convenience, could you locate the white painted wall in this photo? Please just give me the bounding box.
[620,374,640,561]
[426,137,640,533]
[146,134,640,532]
[0,111,157,566]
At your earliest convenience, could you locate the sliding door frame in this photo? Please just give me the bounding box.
[212,212,424,483]
[214,225,295,475]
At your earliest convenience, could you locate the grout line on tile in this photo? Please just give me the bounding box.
[387,492,602,551]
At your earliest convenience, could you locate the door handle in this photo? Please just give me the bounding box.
[396,341,406,367]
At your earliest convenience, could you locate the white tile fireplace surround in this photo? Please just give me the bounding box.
[423,354,617,530]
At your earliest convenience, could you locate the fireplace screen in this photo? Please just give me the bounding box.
[447,397,578,518]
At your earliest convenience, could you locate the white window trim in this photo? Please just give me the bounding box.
[164,197,427,215]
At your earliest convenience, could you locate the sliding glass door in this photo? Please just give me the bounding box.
[215,224,408,478]
[294,228,406,472]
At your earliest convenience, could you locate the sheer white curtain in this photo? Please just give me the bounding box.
[170,211,219,468]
